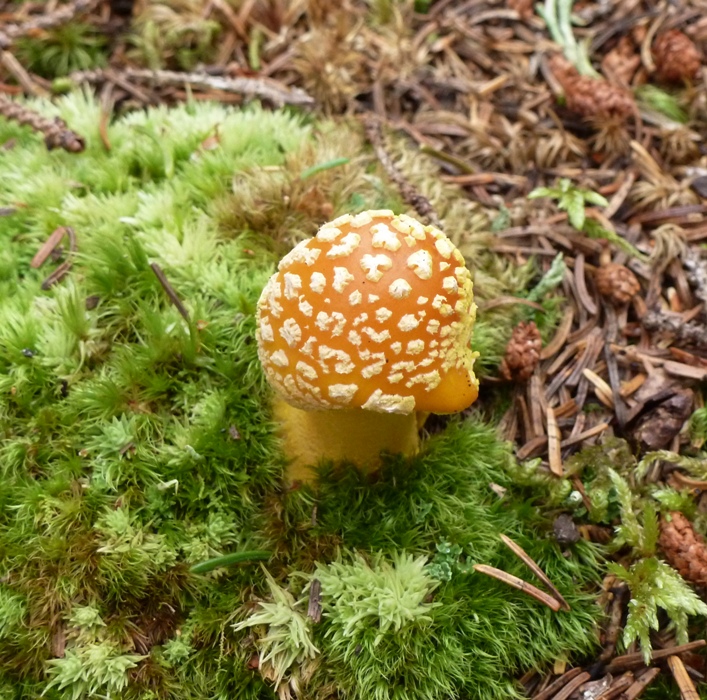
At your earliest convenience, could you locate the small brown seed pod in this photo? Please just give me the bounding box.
[500,321,542,382]
[653,29,702,84]
[595,263,641,305]
[659,511,707,586]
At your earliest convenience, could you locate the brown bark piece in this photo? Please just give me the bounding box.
[633,389,693,451]
[659,511,707,586]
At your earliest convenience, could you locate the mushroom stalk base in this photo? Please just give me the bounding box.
[273,398,424,483]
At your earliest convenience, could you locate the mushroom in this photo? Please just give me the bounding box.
[256,210,479,482]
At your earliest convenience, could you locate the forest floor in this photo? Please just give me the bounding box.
[3,1,707,699]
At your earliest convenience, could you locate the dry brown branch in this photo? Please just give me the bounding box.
[70,69,315,108]
[306,579,322,623]
[620,667,660,700]
[31,227,77,289]
[0,0,101,48]
[605,640,706,673]
[595,673,634,700]
[0,95,84,152]
[548,671,591,700]
[532,668,585,700]
[363,115,441,228]
[642,309,707,348]
[546,407,563,477]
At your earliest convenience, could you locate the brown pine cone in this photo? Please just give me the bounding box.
[500,321,542,381]
[659,511,707,585]
[595,263,641,305]
[653,30,702,84]
[548,55,635,120]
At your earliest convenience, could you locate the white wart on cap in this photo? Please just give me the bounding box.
[256,210,479,415]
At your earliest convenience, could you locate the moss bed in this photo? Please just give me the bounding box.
[0,96,602,700]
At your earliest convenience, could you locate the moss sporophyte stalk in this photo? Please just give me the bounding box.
[0,94,601,700]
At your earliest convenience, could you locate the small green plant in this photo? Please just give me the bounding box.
[688,407,707,448]
[233,569,318,688]
[130,0,221,70]
[536,0,599,77]
[0,587,25,640]
[15,24,107,79]
[607,470,707,663]
[529,179,646,260]
[45,642,145,700]
[315,552,438,643]
[635,85,688,125]
[529,178,608,231]
[310,552,469,700]
[427,541,471,581]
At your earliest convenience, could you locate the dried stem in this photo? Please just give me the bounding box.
[642,309,707,348]
[31,227,77,289]
[682,248,707,311]
[0,0,101,48]
[363,115,441,228]
[667,655,699,700]
[70,68,315,108]
[0,95,85,152]
[605,640,706,673]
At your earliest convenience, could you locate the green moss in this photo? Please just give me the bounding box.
[0,94,600,699]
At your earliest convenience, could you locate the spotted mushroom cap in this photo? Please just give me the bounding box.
[256,210,479,415]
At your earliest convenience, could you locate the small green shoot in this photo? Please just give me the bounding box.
[427,541,472,581]
[300,157,351,180]
[526,253,567,303]
[233,568,318,686]
[608,470,707,663]
[190,549,271,574]
[635,85,688,125]
[529,178,647,260]
[529,178,608,231]
[535,0,600,77]
[608,557,707,665]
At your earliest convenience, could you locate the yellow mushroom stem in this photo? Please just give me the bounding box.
[273,397,429,483]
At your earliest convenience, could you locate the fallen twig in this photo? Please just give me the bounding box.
[31,227,77,289]
[642,309,707,349]
[0,0,101,48]
[70,68,315,108]
[363,115,441,228]
[605,640,706,673]
[548,671,591,700]
[532,668,585,700]
[620,667,660,700]
[595,672,634,700]
[0,95,84,152]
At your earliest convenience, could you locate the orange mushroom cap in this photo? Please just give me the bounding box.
[256,210,479,415]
